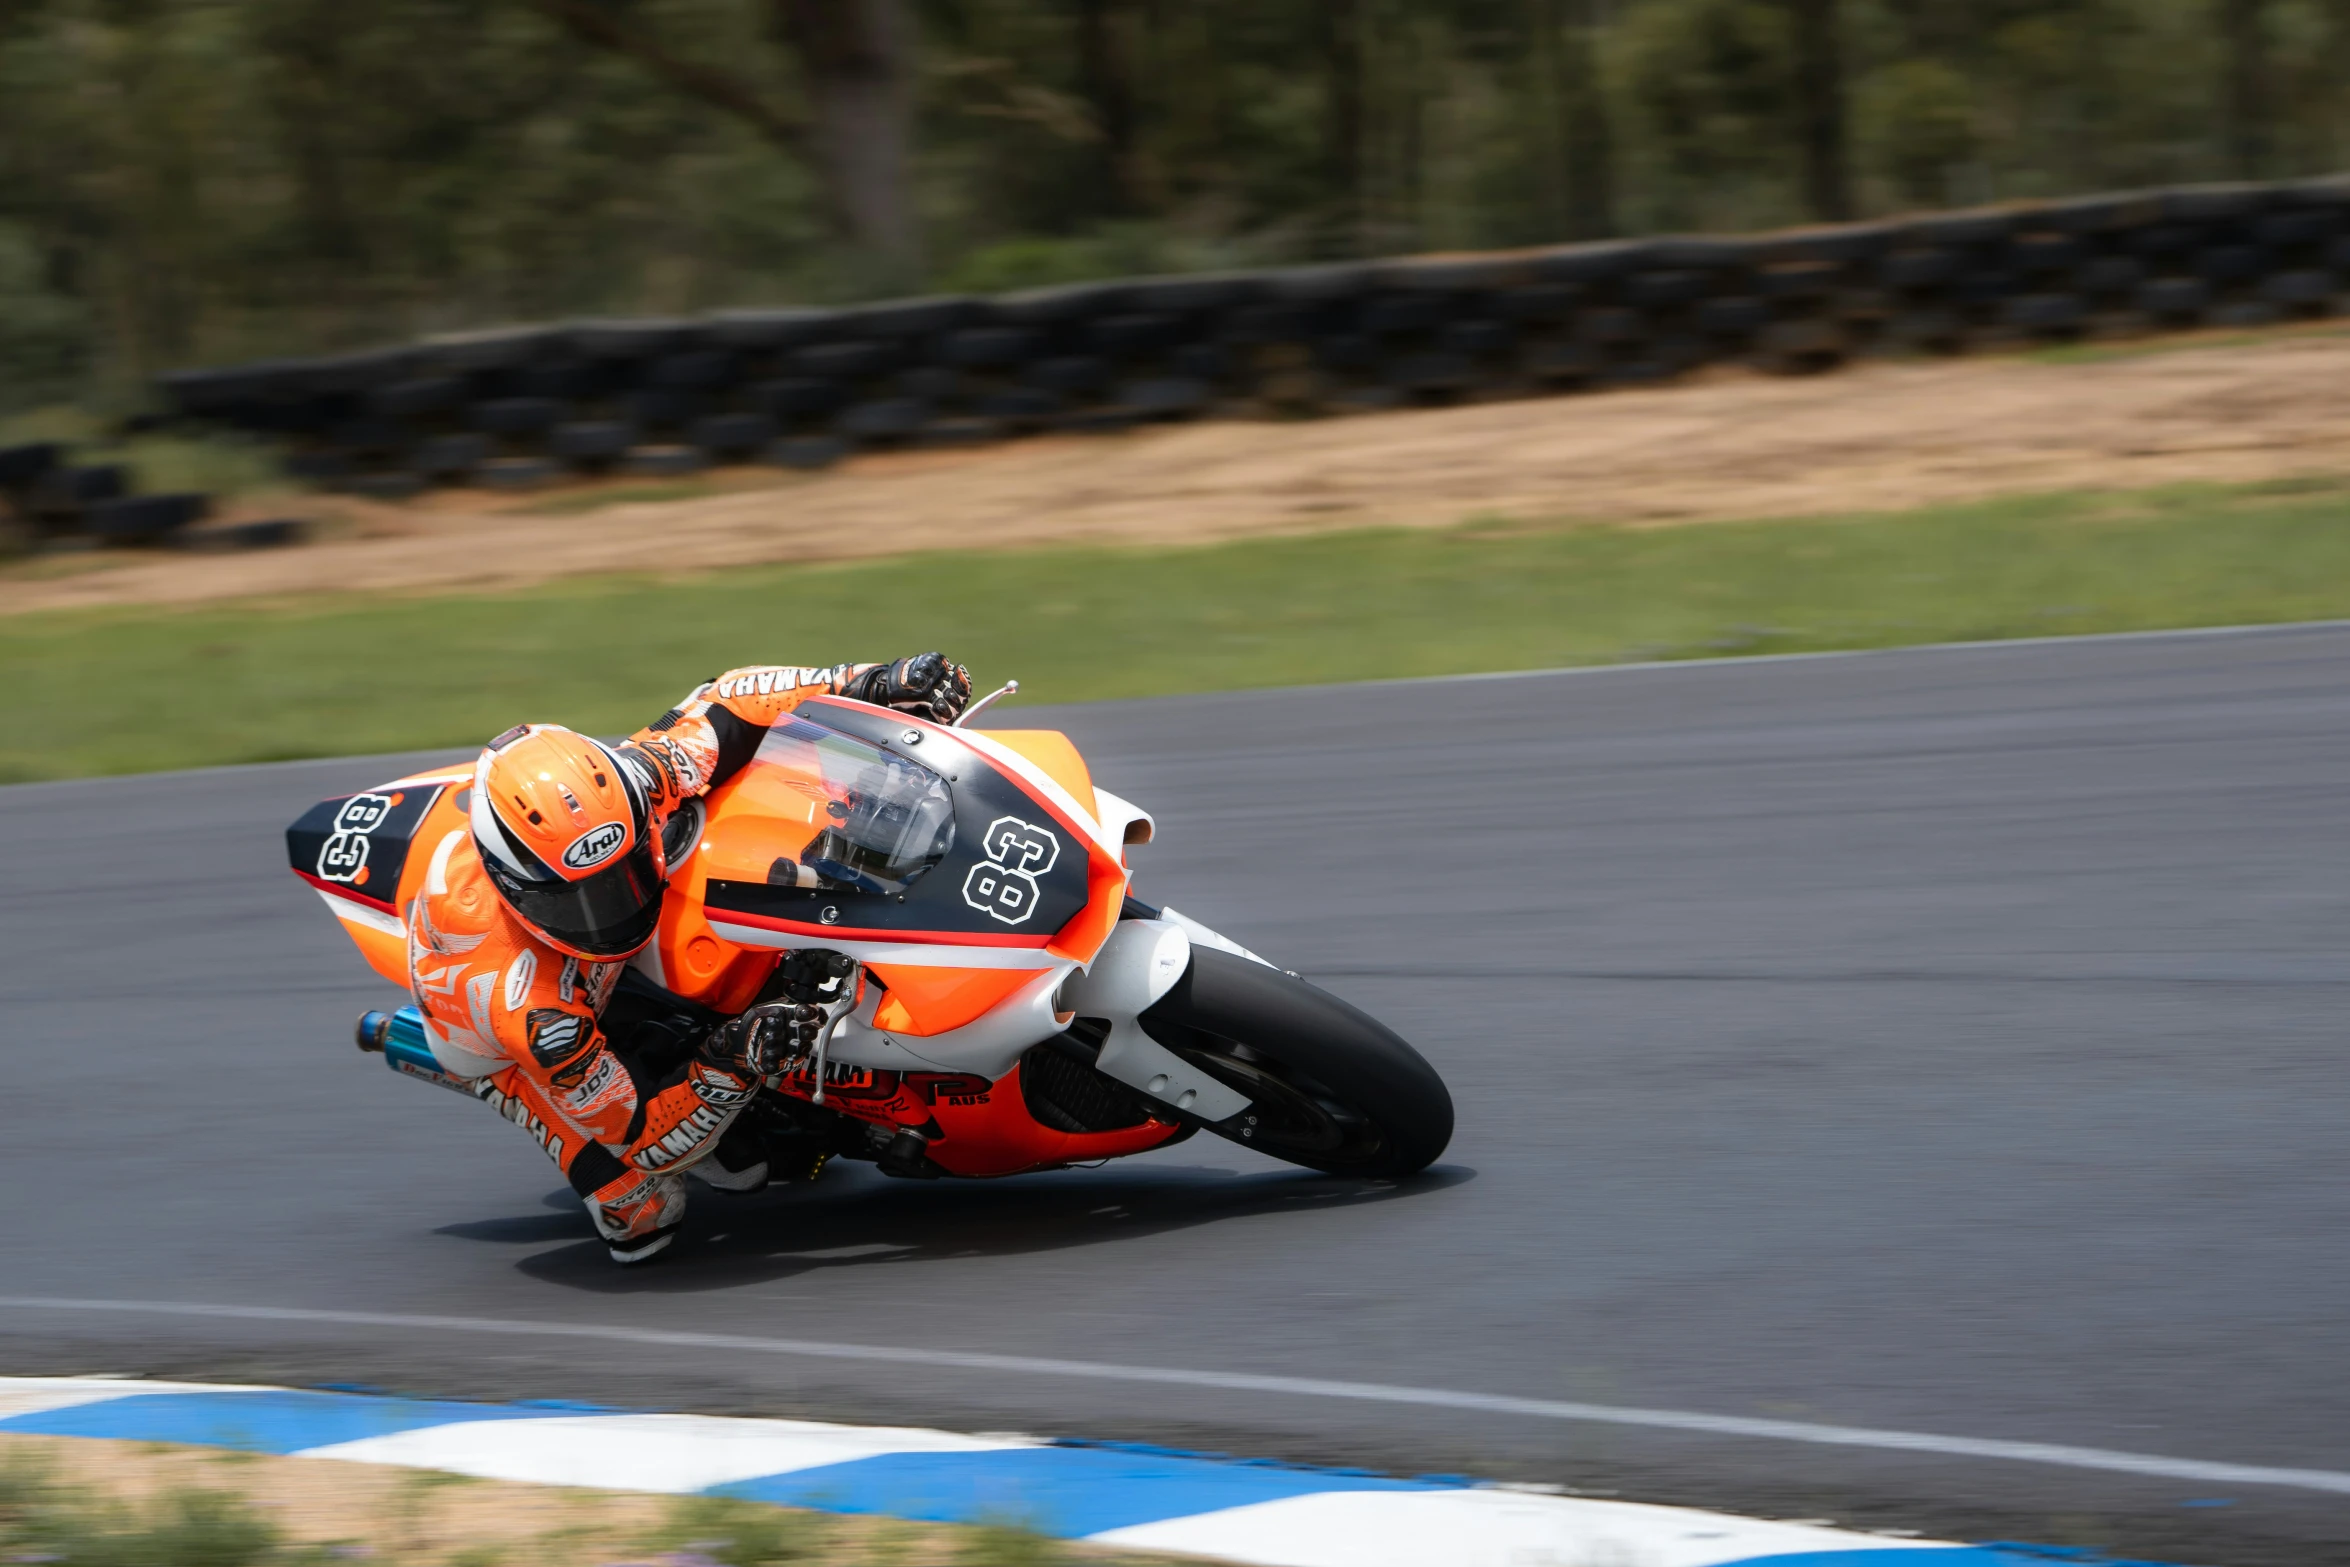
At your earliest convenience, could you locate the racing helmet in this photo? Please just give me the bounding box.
[470,723,665,959]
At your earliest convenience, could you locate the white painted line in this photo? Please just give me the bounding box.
[1089,1488,1949,1567]
[1337,614,2350,694]
[6,1296,2346,1497]
[0,1375,274,1423]
[301,1411,1028,1492]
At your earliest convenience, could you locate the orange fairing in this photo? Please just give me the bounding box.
[1049,844,1126,966]
[982,731,1097,815]
[341,908,410,988]
[980,729,1127,968]
[286,765,474,988]
[869,965,1040,1035]
[689,755,831,889]
[919,1059,1183,1175]
[644,893,776,1013]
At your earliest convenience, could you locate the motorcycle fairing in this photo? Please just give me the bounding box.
[700,701,1092,941]
[294,701,1207,1182]
[287,782,450,912]
[287,768,472,985]
[687,699,1130,1012]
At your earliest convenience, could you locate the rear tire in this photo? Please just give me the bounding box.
[1139,948,1453,1177]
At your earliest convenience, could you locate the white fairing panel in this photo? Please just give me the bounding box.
[1059,919,1251,1122]
[701,923,1064,970]
[1091,787,1155,854]
[318,889,404,939]
[1158,907,1277,969]
[826,962,1077,1080]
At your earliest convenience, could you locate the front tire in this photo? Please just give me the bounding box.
[1139,948,1453,1177]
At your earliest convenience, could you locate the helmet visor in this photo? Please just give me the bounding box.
[481,831,665,958]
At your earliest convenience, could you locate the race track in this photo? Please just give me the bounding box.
[5,626,2348,1564]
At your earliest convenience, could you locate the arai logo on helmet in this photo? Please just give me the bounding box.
[562,821,629,871]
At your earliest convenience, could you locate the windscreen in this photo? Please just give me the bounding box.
[751,714,956,895]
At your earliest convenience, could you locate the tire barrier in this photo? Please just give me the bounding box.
[157,177,2350,493]
[0,441,308,555]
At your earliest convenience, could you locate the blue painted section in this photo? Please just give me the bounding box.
[0,1383,2176,1567]
[0,1389,546,1453]
[1727,1555,2091,1567]
[716,1444,1429,1537]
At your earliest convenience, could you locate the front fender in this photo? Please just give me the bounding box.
[1058,919,1250,1121]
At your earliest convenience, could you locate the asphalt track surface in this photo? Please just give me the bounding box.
[5,625,2348,1565]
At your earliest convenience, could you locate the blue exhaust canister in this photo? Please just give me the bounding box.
[355,1007,475,1095]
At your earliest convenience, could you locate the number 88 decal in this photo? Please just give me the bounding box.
[963,815,1061,925]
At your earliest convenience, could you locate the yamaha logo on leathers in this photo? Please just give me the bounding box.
[962,815,1062,925]
[562,821,628,870]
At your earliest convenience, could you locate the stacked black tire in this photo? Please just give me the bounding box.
[159,178,2350,493]
[0,443,244,552]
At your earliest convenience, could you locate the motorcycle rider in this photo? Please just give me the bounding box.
[407,654,972,1264]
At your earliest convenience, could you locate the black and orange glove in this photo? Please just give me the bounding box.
[699,1000,824,1079]
[847,653,972,723]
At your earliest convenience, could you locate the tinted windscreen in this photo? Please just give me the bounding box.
[753,715,956,894]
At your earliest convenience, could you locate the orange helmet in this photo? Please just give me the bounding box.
[470,723,665,958]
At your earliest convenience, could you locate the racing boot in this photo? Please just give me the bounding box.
[688,1118,770,1195]
[585,1170,688,1265]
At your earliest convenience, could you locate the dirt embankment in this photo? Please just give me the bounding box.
[9,328,2350,616]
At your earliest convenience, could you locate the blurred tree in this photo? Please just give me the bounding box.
[1853,56,1976,207]
[1074,0,1144,212]
[1324,0,1367,246]
[1558,0,1619,237]
[1785,0,1852,219]
[522,0,920,277]
[2,0,2346,400]
[776,0,921,272]
[2219,0,2272,175]
[0,220,89,410]
[1616,0,1801,230]
[1525,0,1617,236]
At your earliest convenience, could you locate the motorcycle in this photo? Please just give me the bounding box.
[286,683,1453,1187]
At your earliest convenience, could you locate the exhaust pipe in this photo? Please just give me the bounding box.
[354,1006,475,1095]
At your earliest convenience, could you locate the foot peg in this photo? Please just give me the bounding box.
[876,1128,941,1179]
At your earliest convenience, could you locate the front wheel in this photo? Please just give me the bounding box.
[1138,948,1453,1177]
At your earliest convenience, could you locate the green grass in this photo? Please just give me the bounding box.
[0,1446,1093,1567]
[6,475,2350,781]
[0,1454,327,1567]
[640,1494,836,1565]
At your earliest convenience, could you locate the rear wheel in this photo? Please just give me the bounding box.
[1139,948,1452,1177]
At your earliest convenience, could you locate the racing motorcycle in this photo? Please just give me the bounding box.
[287,684,1453,1186]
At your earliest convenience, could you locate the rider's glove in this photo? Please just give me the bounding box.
[698,1000,824,1079]
[847,653,972,723]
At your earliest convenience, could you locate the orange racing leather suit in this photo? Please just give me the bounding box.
[405,664,865,1241]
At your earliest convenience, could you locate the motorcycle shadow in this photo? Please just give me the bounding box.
[445,1161,1474,1294]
